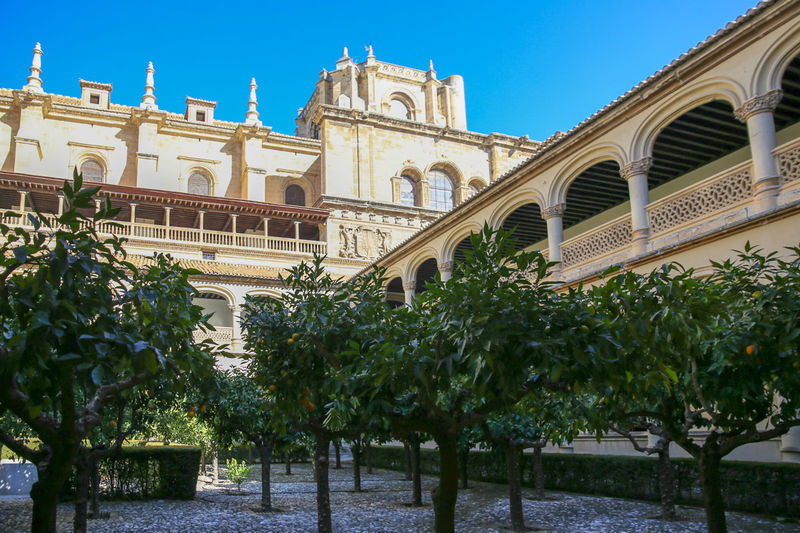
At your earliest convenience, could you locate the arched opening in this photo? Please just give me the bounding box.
[649,100,749,193]
[500,202,548,252]
[415,258,438,294]
[188,172,211,195]
[467,179,486,198]
[563,160,625,231]
[385,276,404,308]
[775,54,800,136]
[453,234,475,266]
[400,175,417,207]
[389,98,411,120]
[193,292,232,327]
[285,184,306,206]
[79,159,104,182]
[428,168,454,211]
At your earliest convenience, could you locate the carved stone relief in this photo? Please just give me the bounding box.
[338,224,392,259]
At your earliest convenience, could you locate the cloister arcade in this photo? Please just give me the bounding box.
[375,35,800,308]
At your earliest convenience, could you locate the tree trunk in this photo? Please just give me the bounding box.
[658,447,677,520]
[366,441,373,474]
[352,441,362,492]
[285,453,292,475]
[404,442,412,481]
[532,445,545,500]
[90,457,100,518]
[73,458,90,533]
[432,431,459,533]
[258,442,274,512]
[333,441,341,469]
[459,448,469,489]
[211,444,219,484]
[411,434,423,507]
[506,443,525,531]
[30,449,74,533]
[314,435,333,533]
[698,448,727,533]
[200,448,206,476]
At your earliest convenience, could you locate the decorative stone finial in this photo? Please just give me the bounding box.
[140,61,158,110]
[342,46,349,58]
[24,42,44,93]
[367,45,374,57]
[428,59,434,71]
[245,77,261,126]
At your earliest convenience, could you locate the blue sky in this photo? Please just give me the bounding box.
[1,1,759,140]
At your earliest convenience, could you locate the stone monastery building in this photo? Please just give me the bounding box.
[2,0,800,462]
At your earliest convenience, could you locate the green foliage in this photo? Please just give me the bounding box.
[242,254,391,437]
[370,446,800,517]
[225,458,253,491]
[65,445,201,500]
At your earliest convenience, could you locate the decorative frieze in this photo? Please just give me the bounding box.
[777,143,800,185]
[561,216,632,268]
[734,90,783,122]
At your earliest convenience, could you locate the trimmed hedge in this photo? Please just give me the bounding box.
[370,446,800,517]
[66,445,200,500]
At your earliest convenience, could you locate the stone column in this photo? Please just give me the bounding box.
[229,304,242,353]
[17,191,27,213]
[542,204,565,269]
[198,210,205,243]
[57,195,64,216]
[734,90,783,213]
[262,217,270,249]
[438,261,454,282]
[164,207,171,240]
[403,279,416,306]
[621,157,652,256]
[230,214,238,247]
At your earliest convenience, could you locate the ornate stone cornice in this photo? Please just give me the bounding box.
[620,157,653,180]
[403,280,416,291]
[438,261,454,273]
[541,204,565,220]
[734,90,783,122]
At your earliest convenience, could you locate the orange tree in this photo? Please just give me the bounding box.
[371,225,612,533]
[480,390,587,531]
[241,256,391,533]
[0,173,215,533]
[588,247,800,533]
[193,367,290,512]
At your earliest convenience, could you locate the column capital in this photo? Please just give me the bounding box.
[438,261,454,273]
[403,280,416,291]
[228,304,241,313]
[541,204,565,220]
[620,157,653,181]
[734,90,783,122]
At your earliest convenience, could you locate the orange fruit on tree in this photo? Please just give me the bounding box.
[280,369,286,376]
[269,384,278,392]
[200,405,207,412]
[746,345,756,355]
[109,420,117,428]
[187,411,195,418]
[287,338,295,345]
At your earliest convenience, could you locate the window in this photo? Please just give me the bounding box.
[428,168,454,211]
[188,172,211,195]
[196,111,206,122]
[389,98,411,120]
[400,175,416,206]
[285,184,305,206]
[79,159,104,182]
[202,251,216,261]
[89,94,100,105]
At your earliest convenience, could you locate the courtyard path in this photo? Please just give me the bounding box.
[0,462,797,532]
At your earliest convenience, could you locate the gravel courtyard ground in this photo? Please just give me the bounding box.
[1,462,798,532]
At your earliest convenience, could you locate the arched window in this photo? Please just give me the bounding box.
[428,168,454,211]
[389,99,411,120]
[187,172,211,195]
[79,159,104,182]
[285,184,306,206]
[400,175,416,206]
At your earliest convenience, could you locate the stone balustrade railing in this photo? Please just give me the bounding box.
[560,214,632,269]
[193,326,233,346]
[0,214,327,257]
